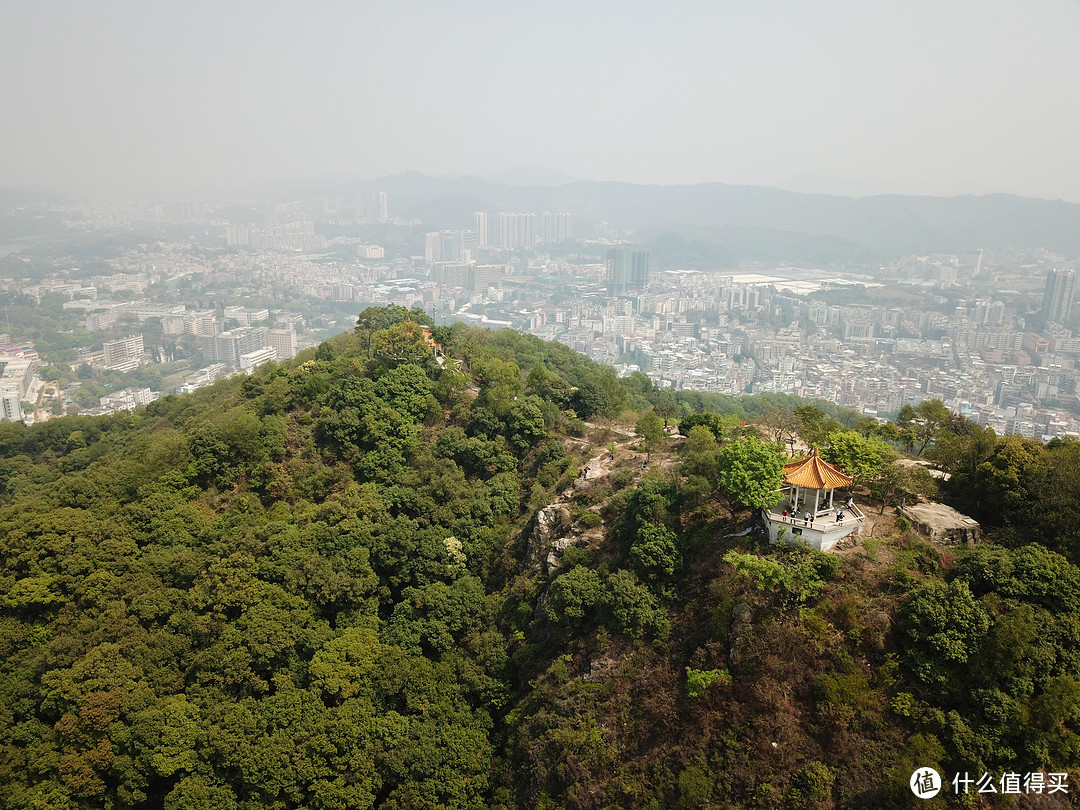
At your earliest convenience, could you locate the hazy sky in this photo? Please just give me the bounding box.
[3,0,1079,200]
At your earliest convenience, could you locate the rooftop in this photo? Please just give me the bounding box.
[782,448,853,490]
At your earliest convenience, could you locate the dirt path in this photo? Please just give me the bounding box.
[578,447,618,482]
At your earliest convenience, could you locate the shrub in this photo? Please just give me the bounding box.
[578,511,603,529]
[685,666,730,697]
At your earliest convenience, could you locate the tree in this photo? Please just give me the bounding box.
[525,364,573,409]
[899,580,991,689]
[375,363,438,422]
[928,419,997,478]
[715,436,784,510]
[601,569,668,637]
[759,406,799,444]
[853,415,879,438]
[896,402,917,427]
[474,357,522,416]
[822,430,897,492]
[795,404,841,449]
[630,523,682,582]
[621,371,654,397]
[869,461,938,514]
[635,410,666,462]
[723,544,838,606]
[960,436,1045,533]
[682,425,719,483]
[873,421,901,443]
[355,305,397,355]
[374,321,433,370]
[546,565,602,631]
[357,305,432,357]
[654,391,681,428]
[680,412,743,443]
[506,395,547,452]
[569,378,610,419]
[899,399,952,456]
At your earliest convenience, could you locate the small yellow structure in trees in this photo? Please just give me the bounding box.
[762,448,866,552]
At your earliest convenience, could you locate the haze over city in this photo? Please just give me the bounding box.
[3,0,1080,201]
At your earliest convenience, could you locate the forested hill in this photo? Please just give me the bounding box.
[3,307,1080,809]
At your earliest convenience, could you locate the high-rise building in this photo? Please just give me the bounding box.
[495,213,536,250]
[540,212,573,244]
[0,390,22,422]
[461,229,479,257]
[0,358,34,423]
[191,311,223,338]
[378,191,389,222]
[541,212,554,245]
[474,212,489,247]
[425,232,442,264]
[430,262,472,287]
[441,231,464,262]
[606,247,649,295]
[103,334,145,372]
[357,245,384,259]
[99,387,156,411]
[556,212,572,243]
[201,327,268,370]
[224,306,269,327]
[267,329,298,360]
[225,224,250,246]
[1042,269,1076,325]
[156,201,206,224]
[85,311,119,331]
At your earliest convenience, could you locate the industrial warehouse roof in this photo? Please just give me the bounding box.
[782,448,853,490]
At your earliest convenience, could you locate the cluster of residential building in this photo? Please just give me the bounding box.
[0,338,38,422]
[3,196,1080,443]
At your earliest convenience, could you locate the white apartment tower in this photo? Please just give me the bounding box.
[103,334,144,372]
[496,213,536,250]
[474,212,489,248]
[425,232,442,264]
[540,212,573,244]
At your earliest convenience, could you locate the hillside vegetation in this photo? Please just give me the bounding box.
[2,307,1080,809]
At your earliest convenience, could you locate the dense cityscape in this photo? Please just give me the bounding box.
[1,191,1079,442]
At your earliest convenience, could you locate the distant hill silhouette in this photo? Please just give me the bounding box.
[482,166,582,186]
[304,173,1080,263]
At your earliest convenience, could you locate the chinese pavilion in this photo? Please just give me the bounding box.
[762,448,866,552]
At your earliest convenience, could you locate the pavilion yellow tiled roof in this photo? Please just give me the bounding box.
[782,447,853,489]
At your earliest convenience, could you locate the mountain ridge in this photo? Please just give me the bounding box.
[3,311,1080,807]
[306,173,1080,260]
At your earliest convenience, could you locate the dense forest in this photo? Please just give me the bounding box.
[2,306,1080,809]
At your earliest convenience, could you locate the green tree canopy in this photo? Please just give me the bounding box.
[635,410,666,462]
[715,435,784,510]
[822,430,898,491]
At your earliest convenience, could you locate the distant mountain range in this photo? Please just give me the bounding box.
[307,172,1080,265]
[4,175,1079,266]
